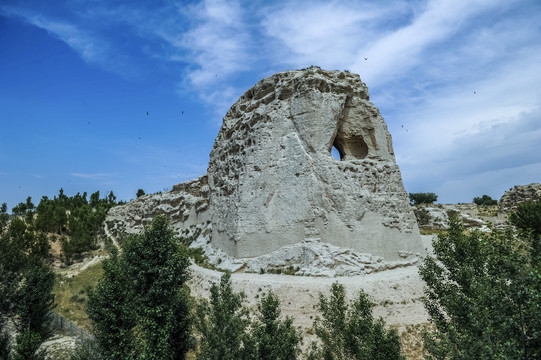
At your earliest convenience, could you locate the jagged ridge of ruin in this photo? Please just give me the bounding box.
[499,183,541,214]
[107,68,424,273]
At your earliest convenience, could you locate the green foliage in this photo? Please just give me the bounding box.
[473,194,498,206]
[87,249,135,360]
[0,325,10,360]
[414,208,432,226]
[0,216,54,360]
[11,197,35,218]
[419,216,541,359]
[309,282,404,360]
[12,331,45,360]
[195,273,253,360]
[87,216,193,360]
[70,341,102,360]
[251,291,301,360]
[509,199,541,240]
[14,262,55,338]
[409,192,438,205]
[0,203,9,233]
[24,188,122,263]
[136,189,145,198]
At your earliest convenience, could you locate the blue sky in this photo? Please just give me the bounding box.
[1,0,540,210]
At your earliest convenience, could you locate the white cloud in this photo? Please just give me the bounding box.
[2,6,101,62]
[349,0,509,86]
[261,0,409,70]
[177,0,252,87]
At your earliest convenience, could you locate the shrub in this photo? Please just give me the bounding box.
[413,208,431,226]
[419,216,541,359]
[309,282,404,360]
[409,192,438,205]
[473,194,498,206]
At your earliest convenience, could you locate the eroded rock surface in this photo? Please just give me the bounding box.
[208,68,423,260]
[106,68,425,274]
[106,176,210,239]
[499,183,541,214]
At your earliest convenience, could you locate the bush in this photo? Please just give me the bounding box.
[413,208,431,226]
[409,192,438,205]
[419,217,541,359]
[509,200,541,239]
[195,273,252,360]
[252,291,301,360]
[309,282,404,360]
[473,194,498,206]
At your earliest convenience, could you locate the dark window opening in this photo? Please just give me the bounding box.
[331,135,368,161]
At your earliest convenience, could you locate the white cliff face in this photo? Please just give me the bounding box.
[106,176,210,240]
[207,68,423,260]
[106,68,425,272]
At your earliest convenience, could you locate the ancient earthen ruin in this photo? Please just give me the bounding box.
[107,68,425,274]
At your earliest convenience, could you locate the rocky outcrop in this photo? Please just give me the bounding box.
[106,68,425,274]
[499,183,541,214]
[106,176,210,239]
[208,68,423,261]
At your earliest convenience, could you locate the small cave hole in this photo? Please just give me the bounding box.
[331,143,343,161]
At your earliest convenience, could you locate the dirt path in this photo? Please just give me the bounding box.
[103,221,120,250]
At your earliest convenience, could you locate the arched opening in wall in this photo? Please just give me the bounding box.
[331,135,368,161]
[331,145,342,160]
[331,140,344,161]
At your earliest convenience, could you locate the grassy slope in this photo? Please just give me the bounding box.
[53,262,103,332]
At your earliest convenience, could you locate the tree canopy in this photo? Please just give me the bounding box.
[409,192,438,205]
[87,215,193,360]
[420,214,541,359]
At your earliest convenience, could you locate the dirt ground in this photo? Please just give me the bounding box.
[187,235,435,359]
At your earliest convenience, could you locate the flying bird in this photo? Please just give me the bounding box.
[364,57,368,60]
[474,91,476,94]
[147,112,149,115]
[182,110,184,115]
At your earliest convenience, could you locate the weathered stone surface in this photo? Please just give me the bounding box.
[499,183,541,214]
[208,68,423,260]
[106,176,210,239]
[106,68,425,272]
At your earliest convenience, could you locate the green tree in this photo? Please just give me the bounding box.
[0,325,10,360]
[1,217,54,360]
[87,248,135,360]
[12,262,55,360]
[195,273,253,360]
[509,199,541,241]
[473,194,498,206]
[87,215,192,360]
[252,291,301,360]
[409,192,438,205]
[123,215,192,359]
[12,331,44,360]
[309,282,404,360]
[107,191,116,204]
[11,197,34,219]
[136,189,145,198]
[419,215,541,359]
[0,203,9,233]
[89,191,100,207]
